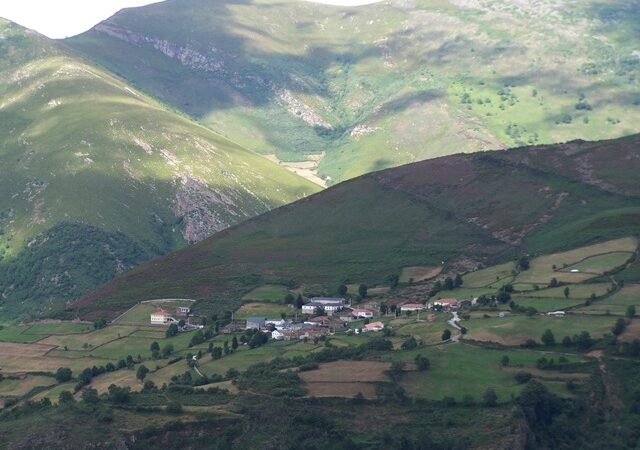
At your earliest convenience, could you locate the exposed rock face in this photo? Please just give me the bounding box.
[94,23,332,130]
[171,176,239,243]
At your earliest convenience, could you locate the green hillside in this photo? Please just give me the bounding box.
[66,0,640,183]
[75,134,640,318]
[0,19,319,320]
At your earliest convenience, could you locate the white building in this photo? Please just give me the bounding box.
[351,308,374,319]
[150,309,175,325]
[400,303,426,312]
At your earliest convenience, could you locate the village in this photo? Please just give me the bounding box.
[149,296,465,342]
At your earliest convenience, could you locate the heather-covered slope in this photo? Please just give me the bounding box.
[76,134,640,318]
[0,19,319,320]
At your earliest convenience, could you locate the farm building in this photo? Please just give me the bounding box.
[351,308,374,319]
[150,309,175,325]
[309,297,349,306]
[176,306,191,316]
[339,312,355,322]
[306,316,330,326]
[363,321,385,332]
[547,311,566,317]
[400,303,426,312]
[430,299,460,310]
[246,317,267,330]
[302,300,345,314]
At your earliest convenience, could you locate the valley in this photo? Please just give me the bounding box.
[66,0,640,183]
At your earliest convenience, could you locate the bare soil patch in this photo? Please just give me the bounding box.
[300,360,389,383]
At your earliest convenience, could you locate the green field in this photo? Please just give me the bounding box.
[577,285,640,315]
[394,343,588,402]
[462,262,516,288]
[515,237,637,285]
[464,314,617,345]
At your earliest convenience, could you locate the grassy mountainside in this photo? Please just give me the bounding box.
[66,0,640,183]
[0,19,319,320]
[76,134,640,318]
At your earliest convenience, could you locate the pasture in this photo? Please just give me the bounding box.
[463,314,617,345]
[462,262,515,288]
[515,237,637,285]
[576,285,640,316]
[400,266,442,283]
[394,343,589,402]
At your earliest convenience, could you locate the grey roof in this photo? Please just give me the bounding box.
[246,317,266,323]
[310,297,347,303]
[304,301,344,307]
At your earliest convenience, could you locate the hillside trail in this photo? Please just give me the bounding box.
[448,312,462,342]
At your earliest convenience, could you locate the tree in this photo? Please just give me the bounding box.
[358,284,368,298]
[389,361,405,381]
[441,329,452,341]
[612,318,626,336]
[166,401,183,414]
[564,286,570,299]
[166,323,179,338]
[55,367,72,383]
[575,331,593,350]
[562,336,573,347]
[380,303,388,315]
[337,284,348,296]
[443,277,454,290]
[541,329,555,346]
[415,354,430,371]
[500,355,510,366]
[189,330,205,347]
[136,365,149,382]
[150,341,160,352]
[295,294,304,309]
[518,256,530,271]
[401,337,418,350]
[284,293,295,304]
[58,390,75,405]
[627,305,636,319]
[483,388,498,407]
[108,384,130,404]
[232,336,239,350]
[81,388,99,404]
[223,340,230,355]
[549,278,559,288]
[162,343,174,358]
[211,347,223,360]
[514,371,533,384]
[93,318,107,330]
[454,274,463,288]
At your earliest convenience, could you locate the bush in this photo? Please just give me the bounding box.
[515,371,533,384]
[55,367,72,383]
[166,401,183,414]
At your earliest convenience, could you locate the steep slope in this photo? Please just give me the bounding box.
[75,134,640,318]
[66,0,640,183]
[0,19,319,320]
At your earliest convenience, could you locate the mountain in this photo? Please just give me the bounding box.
[75,134,640,318]
[66,0,640,184]
[0,19,319,320]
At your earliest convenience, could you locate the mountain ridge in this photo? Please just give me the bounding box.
[0,18,319,320]
[73,133,640,319]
